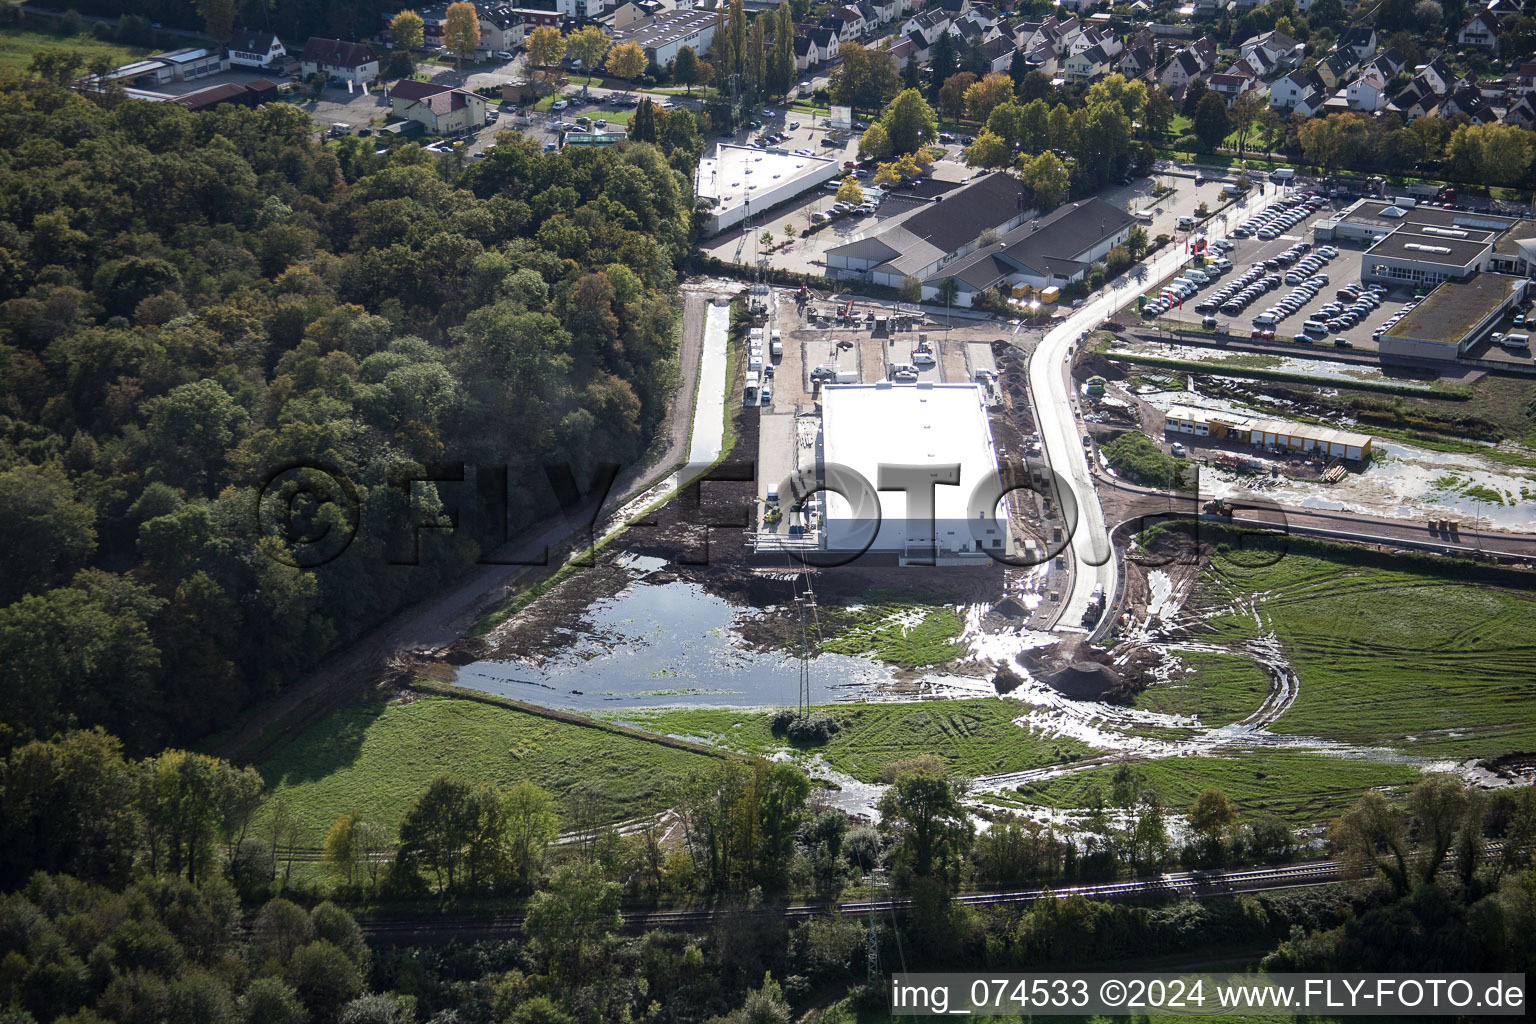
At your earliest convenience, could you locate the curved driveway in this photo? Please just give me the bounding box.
[1027,185,1288,630]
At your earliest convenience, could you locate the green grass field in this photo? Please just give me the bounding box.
[608,699,1089,783]
[1132,650,1272,726]
[819,602,965,667]
[1199,548,1536,757]
[1002,749,1426,826]
[257,695,721,843]
[0,26,152,74]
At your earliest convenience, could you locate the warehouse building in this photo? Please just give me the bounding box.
[1163,404,1373,460]
[1377,272,1531,361]
[695,144,842,235]
[816,382,1012,563]
[611,9,720,66]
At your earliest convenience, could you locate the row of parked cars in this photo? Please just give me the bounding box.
[1292,281,1388,346]
[1138,240,1236,318]
[1231,192,1328,240]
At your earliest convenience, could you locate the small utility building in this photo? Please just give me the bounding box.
[818,382,1011,562]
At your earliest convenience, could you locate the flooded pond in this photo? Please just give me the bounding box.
[453,557,983,711]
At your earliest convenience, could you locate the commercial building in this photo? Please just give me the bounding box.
[1377,273,1531,361]
[695,144,842,235]
[1314,199,1521,288]
[106,47,225,87]
[923,197,1136,306]
[817,382,1012,562]
[823,172,1030,289]
[299,38,379,85]
[1163,404,1373,460]
[611,9,720,66]
[388,79,488,134]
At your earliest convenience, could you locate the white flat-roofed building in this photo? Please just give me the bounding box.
[818,382,1011,562]
[695,143,842,235]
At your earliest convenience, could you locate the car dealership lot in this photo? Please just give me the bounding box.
[1138,190,1417,353]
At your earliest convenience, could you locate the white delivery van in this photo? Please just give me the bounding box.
[1177,215,1196,230]
[770,329,783,358]
[1502,332,1530,350]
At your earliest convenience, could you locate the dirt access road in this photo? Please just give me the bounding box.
[213,281,735,764]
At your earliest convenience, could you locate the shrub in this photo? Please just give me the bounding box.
[769,711,840,746]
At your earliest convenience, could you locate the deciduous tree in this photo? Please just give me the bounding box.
[443,2,481,67]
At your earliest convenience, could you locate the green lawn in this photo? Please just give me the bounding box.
[1132,650,1272,726]
[1003,749,1426,826]
[608,699,1090,783]
[256,694,722,844]
[0,26,153,74]
[1199,548,1536,757]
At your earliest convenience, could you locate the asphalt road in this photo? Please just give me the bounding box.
[1028,182,1290,631]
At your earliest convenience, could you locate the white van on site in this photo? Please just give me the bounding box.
[1502,332,1530,350]
[1183,268,1209,284]
[1177,215,1196,230]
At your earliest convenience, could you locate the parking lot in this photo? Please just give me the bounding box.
[1137,189,1423,353]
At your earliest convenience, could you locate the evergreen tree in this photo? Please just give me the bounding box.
[632,98,658,142]
[928,32,957,104]
[1008,47,1030,87]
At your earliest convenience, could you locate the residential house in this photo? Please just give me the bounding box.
[1484,0,1522,18]
[1188,35,1219,71]
[1504,95,1536,128]
[1314,49,1357,91]
[1369,47,1407,80]
[1239,29,1303,75]
[388,78,487,134]
[225,28,285,69]
[1417,57,1455,96]
[1345,65,1390,112]
[1063,43,1112,83]
[1441,86,1497,122]
[932,0,971,13]
[1210,63,1265,104]
[1269,68,1321,110]
[299,37,378,84]
[1160,49,1203,90]
[820,9,865,43]
[888,36,920,69]
[905,11,952,48]
[978,36,1017,73]
[1336,25,1377,61]
[1512,62,1536,97]
[1457,10,1502,49]
[1118,44,1155,79]
[794,27,841,69]
[1388,79,1439,120]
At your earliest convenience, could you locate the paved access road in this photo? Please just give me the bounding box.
[1027,184,1290,631]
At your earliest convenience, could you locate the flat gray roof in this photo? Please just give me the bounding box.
[1365,230,1488,268]
[1382,273,1523,343]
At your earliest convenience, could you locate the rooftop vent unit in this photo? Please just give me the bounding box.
[1404,243,1452,254]
[1421,226,1467,237]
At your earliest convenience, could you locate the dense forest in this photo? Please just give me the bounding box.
[0,76,695,756]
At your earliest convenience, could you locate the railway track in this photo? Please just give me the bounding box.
[349,859,1350,945]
